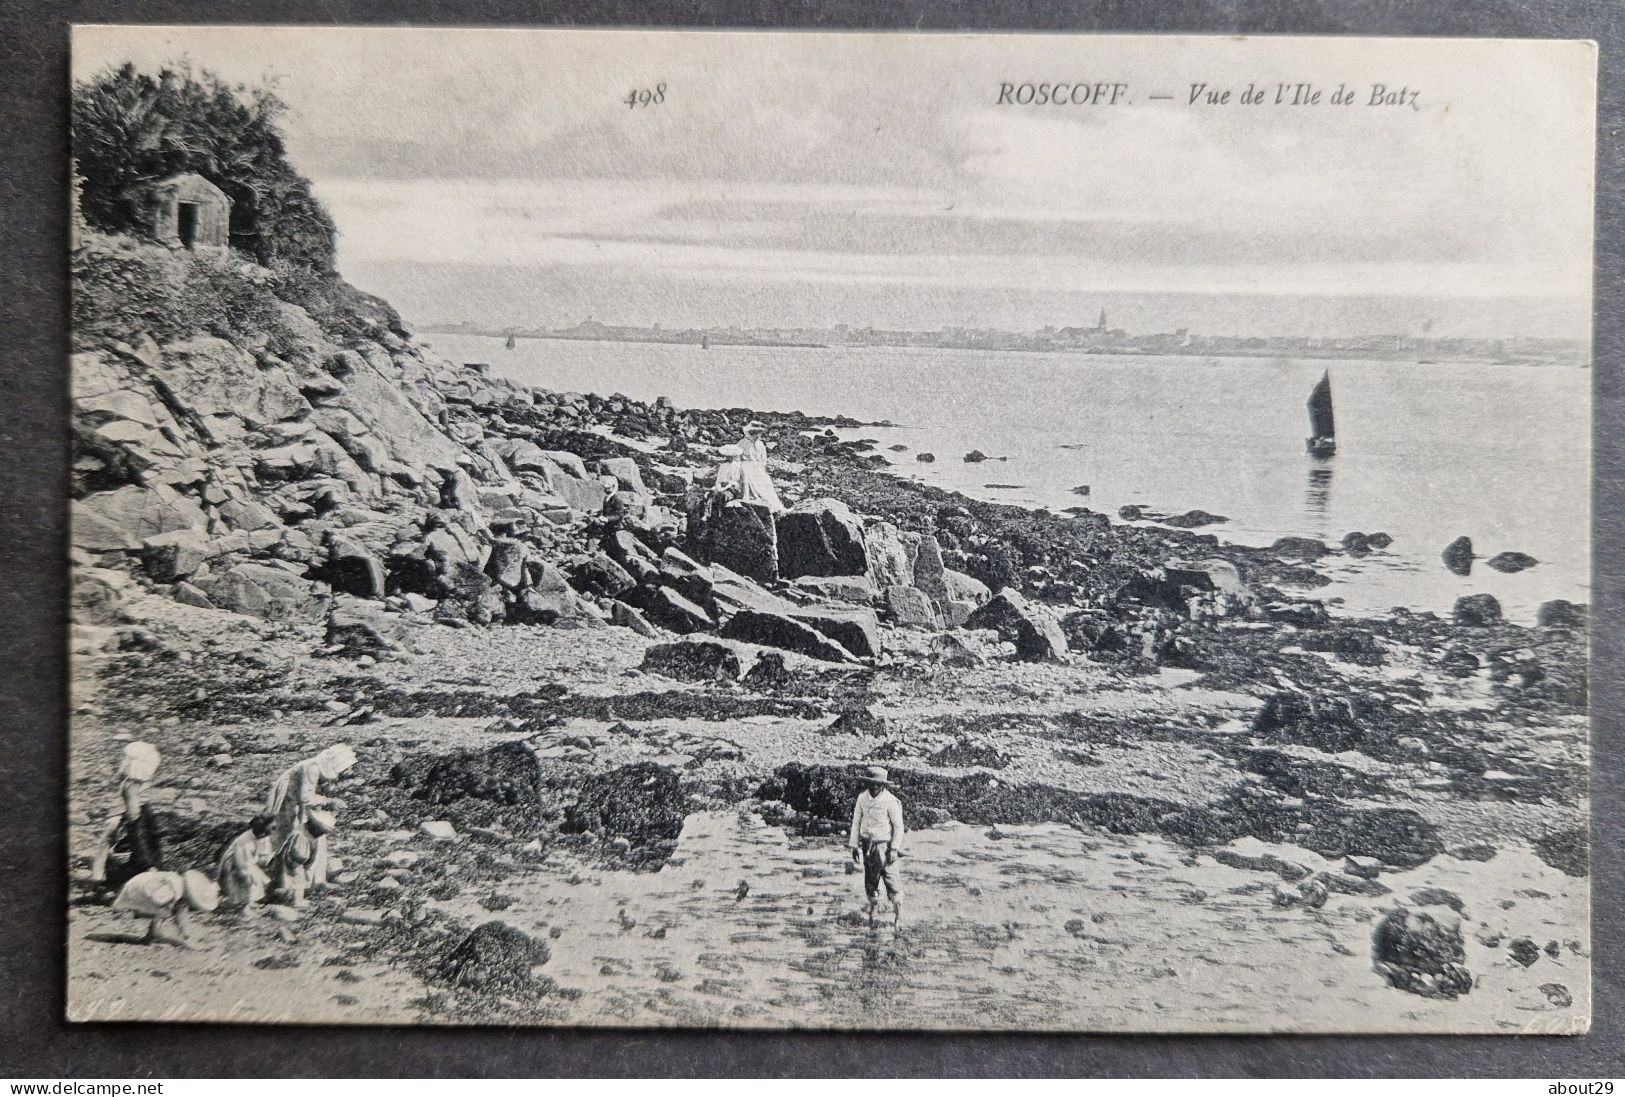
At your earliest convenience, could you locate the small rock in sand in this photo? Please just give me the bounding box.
[419,820,457,841]
[340,908,387,926]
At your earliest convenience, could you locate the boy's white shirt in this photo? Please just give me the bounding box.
[848,788,905,851]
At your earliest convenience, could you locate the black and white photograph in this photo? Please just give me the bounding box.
[65,26,1594,1032]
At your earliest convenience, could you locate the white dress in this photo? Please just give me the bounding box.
[736,437,785,513]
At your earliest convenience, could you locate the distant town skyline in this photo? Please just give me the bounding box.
[73,29,1595,340]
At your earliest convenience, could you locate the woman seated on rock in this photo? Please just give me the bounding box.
[266,744,355,905]
[736,421,785,514]
[714,443,745,498]
[90,741,164,898]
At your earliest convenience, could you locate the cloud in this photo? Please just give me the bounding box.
[76,27,1596,326]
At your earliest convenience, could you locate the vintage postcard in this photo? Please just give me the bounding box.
[67,27,1594,1032]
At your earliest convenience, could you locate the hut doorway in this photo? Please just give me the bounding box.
[176,202,200,249]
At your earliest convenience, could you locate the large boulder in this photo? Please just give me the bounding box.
[597,457,650,499]
[788,605,882,658]
[658,547,715,607]
[327,595,413,654]
[510,561,593,624]
[609,601,661,638]
[719,609,857,663]
[793,575,876,604]
[76,484,207,549]
[326,534,385,598]
[687,493,778,584]
[965,589,1067,661]
[606,530,660,584]
[1453,593,1502,627]
[1441,536,1474,576]
[1270,536,1328,561]
[883,585,940,629]
[862,520,915,589]
[72,351,161,428]
[910,534,948,599]
[776,497,868,579]
[484,538,529,590]
[710,566,799,616]
[217,495,282,532]
[569,553,636,598]
[538,458,607,514]
[941,568,991,607]
[620,583,715,634]
[198,562,326,622]
[141,528,208,583]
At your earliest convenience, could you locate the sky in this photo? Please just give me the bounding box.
[73,28,1597,337]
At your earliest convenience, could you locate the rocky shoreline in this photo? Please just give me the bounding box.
[68,262,1589,1029]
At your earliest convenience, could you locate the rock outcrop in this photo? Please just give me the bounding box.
[776,497,867,579]
[965,589,1067,662]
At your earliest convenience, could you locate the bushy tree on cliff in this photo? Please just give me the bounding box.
[71,61,336,273]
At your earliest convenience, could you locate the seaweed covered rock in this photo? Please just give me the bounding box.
[640,638,745,682]
[1441,536,1474,576]
[1453,593,1502,627]
[929,737,1011,769]
[1485,550,1537,573]
[561,762,689,852]
[1537,599,1587,629]
[1252,692,1371,752]
[391,740,546,829]
[435,921,551,996]
[1372,907,1473,999]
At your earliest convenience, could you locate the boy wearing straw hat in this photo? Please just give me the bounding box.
[848,766,906,927]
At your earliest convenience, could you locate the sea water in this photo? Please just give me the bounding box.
[427,334,1590,623]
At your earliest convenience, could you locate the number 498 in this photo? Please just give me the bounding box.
[626,83,667,108]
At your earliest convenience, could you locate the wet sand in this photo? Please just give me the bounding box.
[67,590,1589,1031]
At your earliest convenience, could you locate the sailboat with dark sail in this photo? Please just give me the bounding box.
[504,332,517,350]
[1306,371,1336,457]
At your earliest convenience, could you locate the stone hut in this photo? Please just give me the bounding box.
[147,173,231,250]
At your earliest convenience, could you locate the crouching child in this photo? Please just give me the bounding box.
[113,869,219,948]
[216,813,275,908]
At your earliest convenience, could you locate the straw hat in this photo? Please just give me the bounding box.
[743,420,766,434]
[860,766,893,787]
[717,443,743,458]
[182,870,220,913]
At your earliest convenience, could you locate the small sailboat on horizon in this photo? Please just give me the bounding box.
[504,332,517,350]
[1306,370,1336,458]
